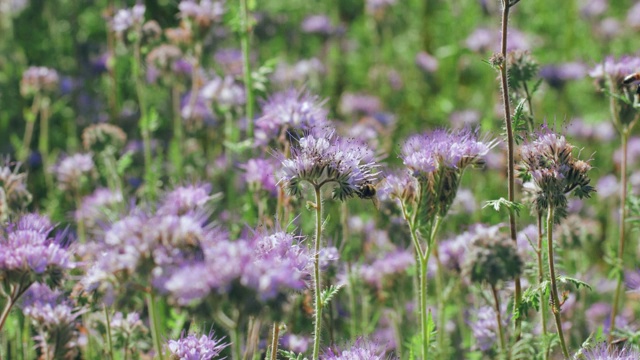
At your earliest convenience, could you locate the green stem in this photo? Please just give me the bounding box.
[171,85,184,179]
[104,305,114,360]
[537,213,549,360]
[269,323,280,360]
[0,297,14,333]
[21,93,41,162]
[75,189,86,243]
[133,39,155,202]
[499,0,522,336]
[147,291,165,360]
[419,256,430,360]
[312,185,324,360]
[492,284,507,358]
[547,205,570,359]
[240,0,254,139]
[609,128,629,345]
[38,97,52,190]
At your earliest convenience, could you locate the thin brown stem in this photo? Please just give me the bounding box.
[537,213,550,360]
[270,323,280,360]
[491,285,507,357]
[499,0,522,336]
[547,205,570,359]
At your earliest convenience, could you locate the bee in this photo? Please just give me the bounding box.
[623,72,640,101]
[356,181,381,210]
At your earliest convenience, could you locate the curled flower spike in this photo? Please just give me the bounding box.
[278,127,379,201]
[580,342,640,360]
[519,125,595,219]
[321,338,395,360]
[166,330,229,360]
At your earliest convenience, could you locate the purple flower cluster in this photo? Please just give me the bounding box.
[470,306,506,351]
[75,188,123,229]
[279,127,379,201]
[166,331,228,360]
[110,4,145,35]
[164,228,312,305]
[255,88,329,145]
[20,66,59,96]
[358,249,414,289]
[0,213,74,286]
[589,55,640,83]
[338,93,381,117]
[241,158,278,195]
[52,153,95,191]
[178,0,225,28]
[519,126,595,216]
[580,342,640,360]
[321,338,393,360]
[0,159,32,219]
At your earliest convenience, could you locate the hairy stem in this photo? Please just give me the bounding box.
[609,128,629,345]
[104,305,114,360]
[240,0,254,139]
[0,297,14,333]
[147,291,165,360]
[21,93,41,162]
[547,205,570,359]
[499,0,522,335]
[270,322,280,360]
[133,38,155,202]
[492,285,507,357]
[171,84,184,179]
[38,97,52,190]
[537,213,549,360]
[312,185,324,360]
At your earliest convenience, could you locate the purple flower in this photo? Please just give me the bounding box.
[470,306,507,352]
[415,51,438,73]
[0,159,32,216]
[581,342,640,359]
[52,153,94,191]
[589,55,640,83]
[166,331,228,360]
[465,27,530,53]
[255,88,329,145]
[75,188,123,229]
[597,174,619,199]
[280,334,311,353]
[110,4,145,35]
[200,75,246,107]
[178,0,225,28]
[157,184,213,216]
[449,110,480,129]
[366,0,397,14]
[301,15,334,35]
[580,0,607,18]
[181,90,216,125]
[0,213,74,282]
[627,2,640,29]
[214,48,244,76]
[321,338,394,360]
[240,158,278,195]
[539,62,587,89]
[20,66,59,96]
[359,249,414,289]
[279,127,379,201]
[338,92,381,117]
[271,58,325,87]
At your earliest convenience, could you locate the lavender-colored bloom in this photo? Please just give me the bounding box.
[539,62,587,89]
[580,0,607,18]
[110,311,145,334]
[241,158,278,195]
[614,137,640,167]
[280,334,311,354]
[581,342,640,359]
[200,75,246,107]
[365,0,397,14]
[465,27,530,53]
[439,226,502,273]
[566,118,616,142]
[627,2,640,29]
[271,58,325,87]
[449,110,480,129]
[166,331,228,360]
[178,0,225,28]
[589,55,640,83]
[321,338,393,360]
[52,153,94,191]
[0,214,74,282]
[255,88,328,144]
[110,4,145,35]
[359,249,414,289]
[470,306,508,352]
[519,125,595,216]
[279,127,379,201]
[214,48,244,76]
[625,269,640,294]
[415,51,438,73]
[597,18,621,39]
[597,174,619,199]
[157,184,212,216]
[0,160,32,218]
[378,169,415,204]
[301,15,334,35]
[20,66,59,96]
[181,90,216,125]
[75,188,123,229]
[339,93,381,117]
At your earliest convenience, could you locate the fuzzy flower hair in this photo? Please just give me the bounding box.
[519,125,595,219]
[321,338,395,360]
[580,342,640,360]
[278,127,379,201]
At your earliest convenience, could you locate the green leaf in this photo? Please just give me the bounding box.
[556,275,592,290]
[279,350,307,360]
[320,284,344,308]
[483,198,525,216]
[116,152,133,176]
[515,281,549,320]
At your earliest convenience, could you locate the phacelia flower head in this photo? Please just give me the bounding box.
[241,158,278,195]
[20,283,83,360]
[256,88,329,145]
[52,153,95,191]
[470,306,508,352]
[110,4,146,36]
[157,184,213,216]
[589,55,640,83]
[321,338,394,360]
[279,127,379,201]
[166,331,228,360]
[580,342,640,360]
[82,123,127,154]
[178,0,225,29]
[519,125,595,218]
[0,213,74,288]
[359,249,414,290]
[20,66,59,96]
[400,128,494,222]
[462,225,523,286]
